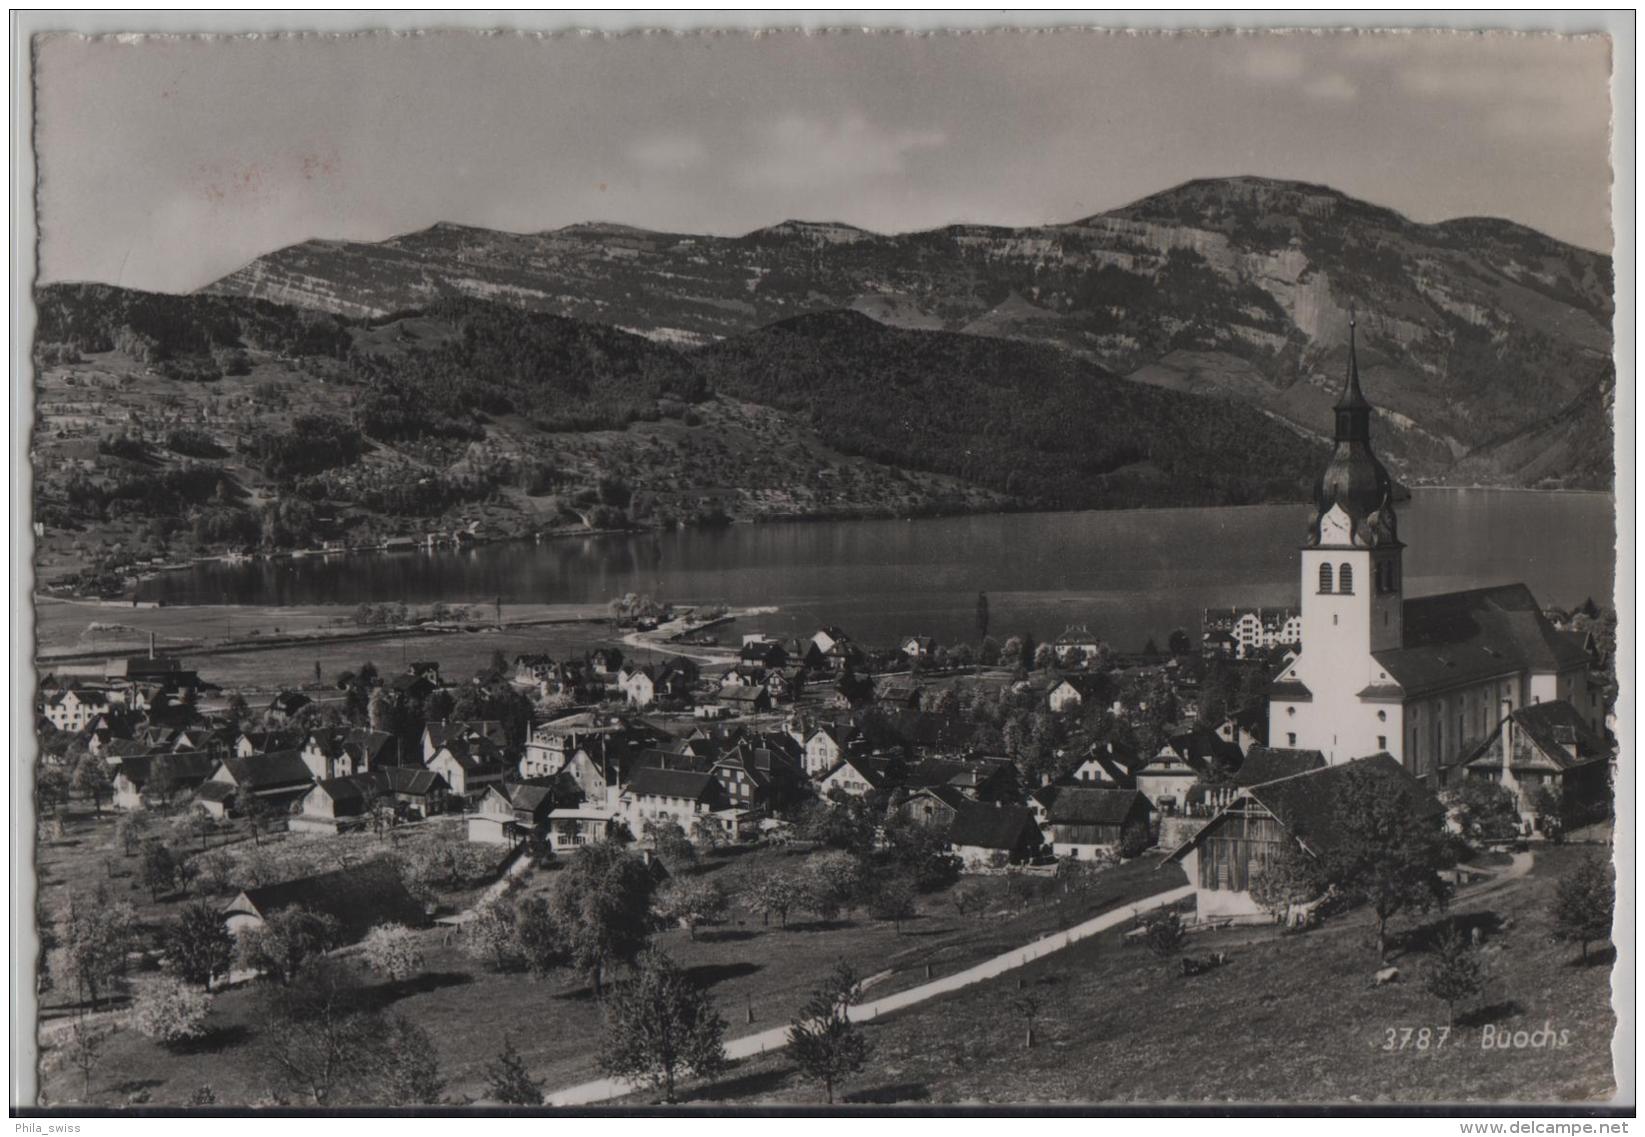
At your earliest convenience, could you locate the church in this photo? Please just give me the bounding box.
[1266,318,1598,785]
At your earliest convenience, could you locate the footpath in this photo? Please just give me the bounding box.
[545,881,1195,1106]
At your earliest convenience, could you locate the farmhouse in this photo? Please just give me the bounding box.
[618,766,728,831]
[111,752,217,810]
[818,753,894,798]
[1461,699,1612,828]
[1039,786,1155,858]
[946,801,1045,867]
[427,740,509,798]
[1048,673,1108,713]
[222,858,425,942]
[197,750,315,817]
[1165,752,1443,923]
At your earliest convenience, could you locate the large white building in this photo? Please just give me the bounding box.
[1267,318,1597,782]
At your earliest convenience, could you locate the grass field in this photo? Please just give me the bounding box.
[32,838,1185,1107]
[660,845,1617,1106]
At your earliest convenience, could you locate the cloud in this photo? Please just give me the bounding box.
[626,134,707,172]
[1303,73,1358,101]
[1239,45,1307,84]
[736,113,946,191]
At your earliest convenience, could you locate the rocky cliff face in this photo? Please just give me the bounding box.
[203,176,1615,487]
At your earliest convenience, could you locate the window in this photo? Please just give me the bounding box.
[1287,732,1296,746]
[1318,563,1333,593]
[1377,710,1387,722]
[1338,563,1354,593]
[1377,736,1387,750]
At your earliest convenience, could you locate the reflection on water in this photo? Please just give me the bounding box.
[137,489,1616,652]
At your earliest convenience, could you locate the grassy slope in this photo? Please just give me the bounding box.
[34,836,1184,1107]
[673,847,1616,1106]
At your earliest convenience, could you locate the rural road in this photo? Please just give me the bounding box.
[544,881,1195,1106]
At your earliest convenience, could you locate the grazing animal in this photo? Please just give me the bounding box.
[1374,966,1400,986]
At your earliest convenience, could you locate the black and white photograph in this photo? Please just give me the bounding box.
[11,14,1632,1115]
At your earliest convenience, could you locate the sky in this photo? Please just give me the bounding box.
[33,28,1614,294]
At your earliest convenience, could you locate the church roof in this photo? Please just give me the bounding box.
[1309,316,1398,549]
[1372,584,1591,697]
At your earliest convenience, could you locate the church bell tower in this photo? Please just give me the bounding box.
[1300,312,1404,663]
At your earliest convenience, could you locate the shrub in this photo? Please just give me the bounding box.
[132,977,213,1045]
[361,923,425,982]
[1143,909,1187,958]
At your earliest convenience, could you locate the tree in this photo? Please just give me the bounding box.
[1446,778,1524,847]
[1248,844,1324,924]
[65,1020,108,1103]
[258,957,376,1105]
[978,635,1001,667]
[1552,853,1614,965]
[369,1014,444,1106]
[747,872,803,929]
[803,851,868,921]
[238,906,342,985]
[232,785,271,846]
[1167,628,1193,656]
[643,819,697,870]
[1001,635,1024,670]
[132,977,213,1046]
[657,877,728,941]
[35,762,72,817]
[482,1035,544,1105]
[1010,976,1059,1049]
[598,949,727,1103]
[140,841,180,901]
[362,923,425,982]
[1531,783,1568,843]
[115,813,151,857]
[1143,909,1186,958]
[1032,642,1056,671]
[869,874,918,934]
[146,754,181,806]
[788,962,870,1105]
[1318,764,1454,962]
[60,894,135,1011]
[975,592,990,641]
[1424,927,1485,1025]
[690,815,726,851]
[462,898,521,972]
[72,753,113,814]
[544,841,657,996]
[163,902,235,990]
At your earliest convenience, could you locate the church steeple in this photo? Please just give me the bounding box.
[1309,312,1399,549]
[1334,310,1372,441]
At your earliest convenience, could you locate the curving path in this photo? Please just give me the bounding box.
[545,882,1195,1106]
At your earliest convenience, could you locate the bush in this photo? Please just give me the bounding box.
[1143,910,1187,958]
[132,977,213,1045]
[1118,825,1153,859]
[361,924,425,982]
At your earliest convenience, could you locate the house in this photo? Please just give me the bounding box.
[716,685,771,716]
[618,664,657,708]
[818,753,893,798]
[513,653,557,688]
[222,858,426,942]
[544,807,621,853]
[1461,700,1612,828]
[421,720,506,764]
[1210,702,1267,755]
[234,730,302,758]
[1048,673,1109,713]
[710,743,804,813]
[291,776,378,835]
[522,712,621,778]
[901,635,938,661]
[374,764,449,819]
[1053,624,1102,666]
[1070,739,1141,786]
[947,802,1045,867]
[204,750,314,806]
[1202,607,1302,660]
[266,690,312,722]
[810,626,850,657]
[111,752,217,810]
[1130,750,1203,814]
[904,756,1019,804]
[1236,746,1327,788]
[1040,786,1155,858]
[468,785,523,846]
[300,727,398,781]
[656,657,701,700]
[803,724,853,777]
[388,671,436,702]
[896,784,972,829]
[763,667,804,704]
[470,775,582,843]
[1165,753,1444,923]
[874,677,922,710]
[42,686,110,733]
[426,740,509,798]
[618,766,728,832]
[587,648,625,678]
[740,640,788,669]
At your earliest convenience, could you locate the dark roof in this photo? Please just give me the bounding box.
[508,782,559,813]
[1167,729,1244,777]
[1372,585,1592,697]
[1044,787,1153,826]
[1466,700,1610,773]
[717,686,769,704]
[1235,746,1327,787]
[1268,678,1314,701]
[947,802,1042,850]
[904,784,973,814]
[1055,624,1099,644]
[195,780,237,802]
[905,757,1010,791]
[627,766,724,802]
[220,750,314,790]
[824,754,893,789]
[227,858,425,941]
[375,765,444,796]
[117,751,217,787]
[1223,754,1441,860]
[312,776,373,809]
[1053,674,1108,697]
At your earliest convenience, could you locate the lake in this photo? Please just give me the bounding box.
[136,489,1617,653]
